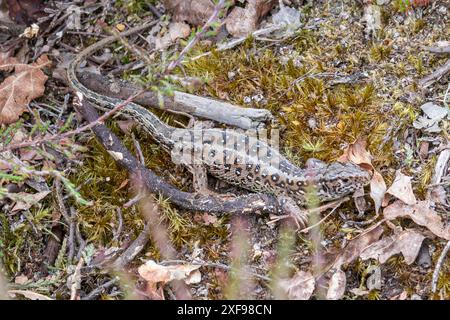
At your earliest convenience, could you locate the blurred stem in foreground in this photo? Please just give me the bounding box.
[0,262,8,300]
[224,217,253,299]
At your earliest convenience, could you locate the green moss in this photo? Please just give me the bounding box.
[370,43,392,62]
[412,19,426,33]
[115,0,157,15]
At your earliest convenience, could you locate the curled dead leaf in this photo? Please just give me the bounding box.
[8,289,53,300]
[138,260,202,286]
[383,200,450,240]
[360,229,425,265]
[278,270,315,300]
[225,0,277,37]
[386,170,416,205]
[155,22,191,50]
[7,190,51,212]
[338,138,386,213]
[332,224,384,270]
[370,170,387,214]
[326,269,346,300]
[337,138,372,168]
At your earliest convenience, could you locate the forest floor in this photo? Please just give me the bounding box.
[0,0,449,300]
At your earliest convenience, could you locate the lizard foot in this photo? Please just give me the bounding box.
[268,196,308,229]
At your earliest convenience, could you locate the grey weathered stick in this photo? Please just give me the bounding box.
[431,240,450,293]
[112,223,151,268]
[82,277,118,300]
[425,45,450,55]
[419,59,450,88]
[427,146,450,199]
[78,72,273,129]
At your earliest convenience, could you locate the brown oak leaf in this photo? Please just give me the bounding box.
[0,55,50,124]
[5,0,46,25]
[162,0,215,26]
[226,0,277,37]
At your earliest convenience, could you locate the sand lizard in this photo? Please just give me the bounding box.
[67,20,372,208]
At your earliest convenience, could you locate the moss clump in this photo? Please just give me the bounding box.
[184,36,393,165]
[370,43,392,62]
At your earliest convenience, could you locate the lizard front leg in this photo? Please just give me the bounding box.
[190,164,210,193]
[268,196,308,229]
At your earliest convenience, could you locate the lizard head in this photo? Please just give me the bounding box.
[305,160,372,202]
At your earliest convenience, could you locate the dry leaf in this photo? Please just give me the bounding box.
[8,290,53,300]
[366,266,381,290]
[0,55,50,124]
[370,170,387,214]
[272,2,302,32]
[142,283,165,300]
[226,0,277,37]
[278,271,315,300]
[202,213,218,226]
[163,0,215,26]
[338,138,372,167]
[326,269,346,300]
[332,224,384,270]
[155,22,191,50]
[138,260,202,286]
[360,230,425,265]
[8,190,51,212]
[429,186,448,206]
[383,200,450,240]
[14,274,29,285]
[5,0,46,25]
[349,287,369,297]
[386,170,416,205]
[413,102,448,133]
[338,138,386,213]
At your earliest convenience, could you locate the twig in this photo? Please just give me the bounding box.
[82,277,118,300]
[146,3,162,18]
[1,90,143,152]
[78,71,272,129]
[188,25,283,62]
[74,217,87,261]
[132,134,145,165]
[299,197,348,233]
[69,257,84,300]
[431,240,450,293]
[134,190,191,299]
[425,45,450,55]
[112,208,124,243]
[443,82,450,107]
[427,147,450,199]
[55,179,75,263]
[123,192,146,208]
[112,223,151,269]
[165,0,227,73]
[419,58,450,88]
